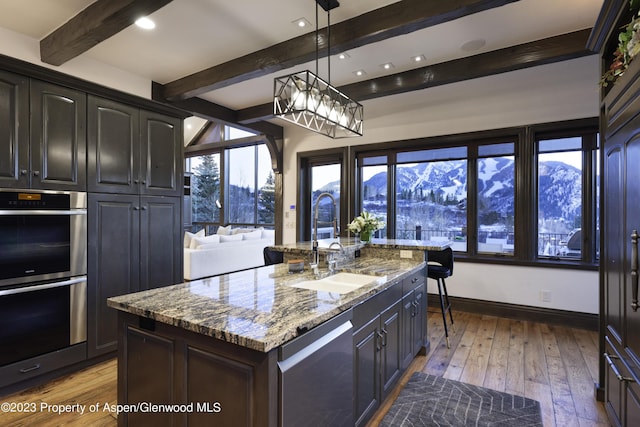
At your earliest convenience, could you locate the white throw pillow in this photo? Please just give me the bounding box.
[261,229,275,240]
[184,229,205,248]
[220,234,243,242]
[242,230,263,240]
[216,225,232,235]
[190,234,221,249]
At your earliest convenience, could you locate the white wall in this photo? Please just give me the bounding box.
[0,26,151,99]
[281,55,601,314]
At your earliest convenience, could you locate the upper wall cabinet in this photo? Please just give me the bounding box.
[0,72,87,190]
[0,70,29,188]
[88,95,182,197]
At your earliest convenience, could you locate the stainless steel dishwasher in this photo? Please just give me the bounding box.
[278,309,354,427]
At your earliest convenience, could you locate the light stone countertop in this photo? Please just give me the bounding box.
[107,257,425,353]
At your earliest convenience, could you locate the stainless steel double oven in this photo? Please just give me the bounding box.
[0,189,87,368]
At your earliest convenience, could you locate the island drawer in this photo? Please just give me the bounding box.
[352,280,402,329]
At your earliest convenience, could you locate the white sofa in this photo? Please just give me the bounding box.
[183,227,275,280]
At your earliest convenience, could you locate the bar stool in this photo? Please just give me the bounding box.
[427,247,455,348]
[263,247,284,265]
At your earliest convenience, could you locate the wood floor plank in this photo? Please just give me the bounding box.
[572,328,600,382]
[442,312,481,381]
[482,317,512,392]
[524,379,556,427]
[505,319,526,396]
[524,321,550,385]
[458,315,497,387]
[540,323,580,427]
[555,325,609,425]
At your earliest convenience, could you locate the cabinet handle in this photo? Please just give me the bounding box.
[632,230,639,312]
[381,328,388,347]
[19,364,41,374]
[412,300,419,317]
[604,352,636,382]
[134,179,139,184]
[20,169,28,176]
[32,170,40,176]
[376,331,383,351]
[134,206,140,211]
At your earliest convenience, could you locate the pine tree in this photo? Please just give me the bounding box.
[191,155,220,222]
[258,171,276,223]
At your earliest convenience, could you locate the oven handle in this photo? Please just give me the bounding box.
[0,209,86,215]
[0,277,86,297]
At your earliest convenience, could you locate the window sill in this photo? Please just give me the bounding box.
[454,254,599,271]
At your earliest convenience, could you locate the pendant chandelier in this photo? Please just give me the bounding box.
[273,0,363,138]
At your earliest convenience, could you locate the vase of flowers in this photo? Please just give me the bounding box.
[348,211,385,243]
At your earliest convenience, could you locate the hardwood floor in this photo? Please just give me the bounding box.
[368,309,611,427]
[1,309,609,427]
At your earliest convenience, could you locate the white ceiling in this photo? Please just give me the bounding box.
[0,0,604,125]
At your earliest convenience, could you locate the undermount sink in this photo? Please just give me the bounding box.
[287,272,379,294]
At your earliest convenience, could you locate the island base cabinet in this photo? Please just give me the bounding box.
[353,297,402,427]
[116,311,278,427]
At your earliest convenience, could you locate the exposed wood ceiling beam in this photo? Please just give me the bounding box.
[40,0,173,66]
[236,29,595,124]
[159,0,521,101]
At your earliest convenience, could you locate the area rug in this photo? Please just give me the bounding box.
[381,372,542,426]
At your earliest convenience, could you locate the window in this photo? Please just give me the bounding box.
[360,155,388,238]
[310,163,341,239]
[227,144,274,226]
[477,143,515,255]
[187,153,221,227]
[395,147,467,249]
[186,143,274,233]
[351,119,599,267]
[536,135,599,261]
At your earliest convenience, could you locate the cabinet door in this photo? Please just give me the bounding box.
[412,281,426,354]
[380,299,402,398]
[139,196,183,290]
[140,110,182,197]
[603,136,625,345]
[625,133,640,363]
[87,95,139,194]
[0,70,29,188]
[353,316,380,427]
[401,291,414,369]
[88,193,140,357]
[30,80,86,191]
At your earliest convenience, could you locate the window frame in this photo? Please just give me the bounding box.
[348,118,598,270]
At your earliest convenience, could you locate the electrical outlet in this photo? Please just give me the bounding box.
[540,290,552,302]
[400,250,413,259]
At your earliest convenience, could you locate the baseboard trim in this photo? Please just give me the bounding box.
[427,294,598,331]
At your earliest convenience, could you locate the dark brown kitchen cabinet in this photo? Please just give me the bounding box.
[87,193,182,358]
[0,74,86,190]
[30,80,86,190]
[88,95,182,197]
[353,283,402,427]
[0,70,28,188]
[592,1,640,424]
[401,272,426,369]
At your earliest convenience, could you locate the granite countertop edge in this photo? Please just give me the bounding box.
[107,258,425,353]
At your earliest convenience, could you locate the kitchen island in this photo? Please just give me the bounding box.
[107,239,447,426]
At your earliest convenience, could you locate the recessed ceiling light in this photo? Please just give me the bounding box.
[380,62,395,70]
[292,18,311,28]
[460,38,486,52]
[337,52,350,60]
[412,54,426,63]
[353,69,367,77]
[135,16,155,30]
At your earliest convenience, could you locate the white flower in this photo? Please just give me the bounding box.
[348,211,385,235]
